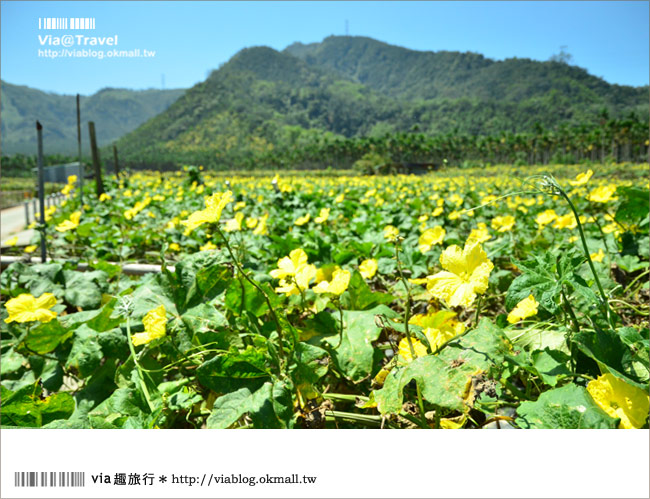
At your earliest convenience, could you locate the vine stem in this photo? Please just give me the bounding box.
[394,240,429,429]
[125,315,154,412]
[558,188,615,327]
[216,226,287,371]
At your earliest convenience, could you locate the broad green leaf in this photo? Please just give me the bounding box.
[0,383,42,427]
[40,392,75,425]
[516,384,619,429]
[615,186,650,228]
[530,348,572,387]
[24,320,72,354]
[88,387,149,428]
[65,325,104,378]
[327,305,398,383]
[63,270,109,309]
[339,270,395,310]
[196,347,271,393]
[0,348,26,375]
[507,253,561,314]
[573,327,649,389]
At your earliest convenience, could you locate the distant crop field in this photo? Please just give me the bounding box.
[1,163,648,429]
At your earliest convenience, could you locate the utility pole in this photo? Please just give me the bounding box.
[88,121,105,196]
[36,121,47,263]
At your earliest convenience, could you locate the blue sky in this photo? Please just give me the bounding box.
[1,1,648,95]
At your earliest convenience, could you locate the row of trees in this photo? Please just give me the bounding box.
[119,112,649,171]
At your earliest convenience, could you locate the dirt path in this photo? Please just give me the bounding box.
[1,204,28,240]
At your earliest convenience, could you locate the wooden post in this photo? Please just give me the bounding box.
[77,94,83,206]
[88,121,105,196]
[36,121,47,263]
[112,144,120,178]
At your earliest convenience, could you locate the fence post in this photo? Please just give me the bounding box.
[88,121,105,197]
[36,121,47,263]
[77,94,83,206]
[112,144,120,178]
[24,201,30,225]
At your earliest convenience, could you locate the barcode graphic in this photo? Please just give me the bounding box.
[38,17,96,29]
[14,472,85,487]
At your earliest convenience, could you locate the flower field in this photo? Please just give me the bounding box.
[1,163,648,429]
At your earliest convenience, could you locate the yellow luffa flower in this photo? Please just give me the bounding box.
[4,236,18,246]
[55,211,81,232]
[99,193,111,202]
[507,294,539,324]
[24,244,38,253]
[334,193,345,203]
[245,217,258,229]
[4,293,57,324]
[535,209,558,228]
[313,268,351,295]
[359,258,378,279]
[587,374,650,429]
[467,222,491,244]
[590,248,605,263]
[131,305,167,346]
[418,226,446,253]
[200,241,217,251]
[181,190,233,233]
[553,213,577,230]
[294,213,311,226]
[224,212,244,232]
[169,243,181,251]
[253,212,269,235]
[587,185,618,203]
[270,248,309,280]
[383,225,399,241]
[568,169,593,186]
[275,264,317,296]
[431,206,444,217]
[314,208,330,224]
[398,337,428,363]
[410,310,465,351]
[426,241,494,308]
[491,215,515,233]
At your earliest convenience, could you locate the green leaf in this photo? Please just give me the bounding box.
[573,327,649,390]
[327,305,398,383]
[507,253,561,314]
[185,264,232,308]
[59,297,123,333]
[0,383,42,427]
[88,387,149,428]
[374,318,510,414]
[516,384,619,429]
[40,392,75,425]
[0,348,26,375]
[63,270,109,309]
[196,347,271,393]
[339,270,395,310]
[65,325,104,378]
[24,320,72,354]
[530,348,572,387]
[615,187,650,228]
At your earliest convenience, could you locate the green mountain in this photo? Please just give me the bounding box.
[285,36,647,112]
[114,38,647,169]
[0,81,184,154]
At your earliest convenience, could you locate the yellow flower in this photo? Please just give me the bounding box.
[491,215,515,233]
[66,174,78,185]
[314,208,330,224]
[398,337,428,363]
[590,248,605,263]
[233,201,246,211]
[431,206,444,217]
[181,190,233,233]
[359,259,378,279]
[568,169,593,186]
[4,293,57,324]
[535,209,558,228]
[467,222,491,244]
[418,214,429,223]
[61,184,74,196]
[24,245,38,253]
[294,213,311,226]
[507,294,539,324]
[410,310,465,351]
[99,193,111,202]
[270,248,309,280]
[553,213,577,230]
[253,213,269,235]
[418,226,446,253]
[55,211,81,232]
[383,225,399,242]
[169,243,180,251]
[131,305,167,346]
[426,241,494,308]
[275,264,317,296]
[334,193,345,203]
[448,210,462,220]
[245,217,258,229]
[587,374,650,429]
[224,212,244,232]
[313,268,351,295]
[200,241,217,251]
[4,236,18,246]
[587,185,618,203]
